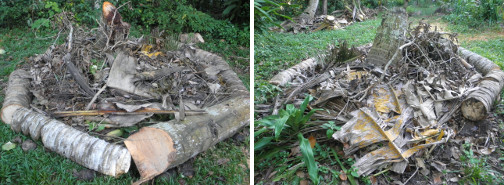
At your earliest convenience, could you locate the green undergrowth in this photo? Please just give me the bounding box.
[0,27,248,184]
[254,18,381,104]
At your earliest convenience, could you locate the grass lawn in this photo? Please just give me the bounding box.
[0,27,249,184]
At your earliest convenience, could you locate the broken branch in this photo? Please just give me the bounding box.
[53,109,206,117]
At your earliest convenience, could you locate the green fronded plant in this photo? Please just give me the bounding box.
[298,133,320,184]
[254,0,298,31]
[255,95,322,184]
[255,95,321,150]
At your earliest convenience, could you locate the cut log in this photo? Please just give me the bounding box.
[1,69,131,176]
[1,69,31,125]
[366,7,408,66]
[124,95,249,184]
[458,47,504,121]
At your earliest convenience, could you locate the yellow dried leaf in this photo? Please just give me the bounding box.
[141,44,153,53]
[369,85,401,114]
[347,71,368,81]
[421,129,439,137]
[334,106,450,176]
[140,45,164,58]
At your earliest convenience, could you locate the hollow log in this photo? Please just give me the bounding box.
[124,95,249,184]
[366,7,407,66]
[458,47,504,121]
[1,69,130,177]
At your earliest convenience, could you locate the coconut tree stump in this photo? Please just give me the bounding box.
[124,95,250,184]
[366,7,408,66]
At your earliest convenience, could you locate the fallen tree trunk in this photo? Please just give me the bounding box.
[124,47,250,184]
[1,69,131,177]
[458,47,504,121]
[269,57,320,86]
[124,95,249,184]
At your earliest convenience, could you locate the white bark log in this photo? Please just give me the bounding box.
[1,69,131,177]
[269,57,320,86]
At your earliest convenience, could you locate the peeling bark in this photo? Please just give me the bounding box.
[458,47,504,121]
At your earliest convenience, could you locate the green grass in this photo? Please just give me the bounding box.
[254,18,381,103]
[0,27,249,184]
[459,39,504,69]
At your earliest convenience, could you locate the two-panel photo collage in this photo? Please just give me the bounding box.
[1,0,504,184]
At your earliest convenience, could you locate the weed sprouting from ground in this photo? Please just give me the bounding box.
[459,143,504,184]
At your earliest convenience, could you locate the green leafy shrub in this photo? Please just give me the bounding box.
[444,0,503,27]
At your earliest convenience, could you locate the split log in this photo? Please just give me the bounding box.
[124,95,249,184]
[269,57,320,86]
[366,7,408,66]
[458,47,504,121]
[1,69,130,176]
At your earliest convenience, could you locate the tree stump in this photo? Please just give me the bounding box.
[366,7,408,66]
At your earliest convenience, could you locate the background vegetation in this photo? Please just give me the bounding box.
[0,0,249,184]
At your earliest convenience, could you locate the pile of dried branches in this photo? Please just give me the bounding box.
[2,7,248,180]
[24,12,239,129]
[276,6,377,33]
[258,14,504,181]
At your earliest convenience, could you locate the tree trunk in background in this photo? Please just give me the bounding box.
[404,0,408,9]
[300,0,320,23]
[366,7,408,66]
[279,0,319,32]
[323,0,328,15]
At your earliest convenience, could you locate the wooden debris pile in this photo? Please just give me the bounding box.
[1,4,248,183]
[260,7,504,180]
[276,6,377,33]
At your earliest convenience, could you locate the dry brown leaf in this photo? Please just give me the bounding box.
[300,180,310,185]
[217,158,230,165]
[289,146,300,157]
[296,171,306,178]
[339,170,348,181]
[433,173,442,184]
[308,135,316,148]
[369,175,377,184]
